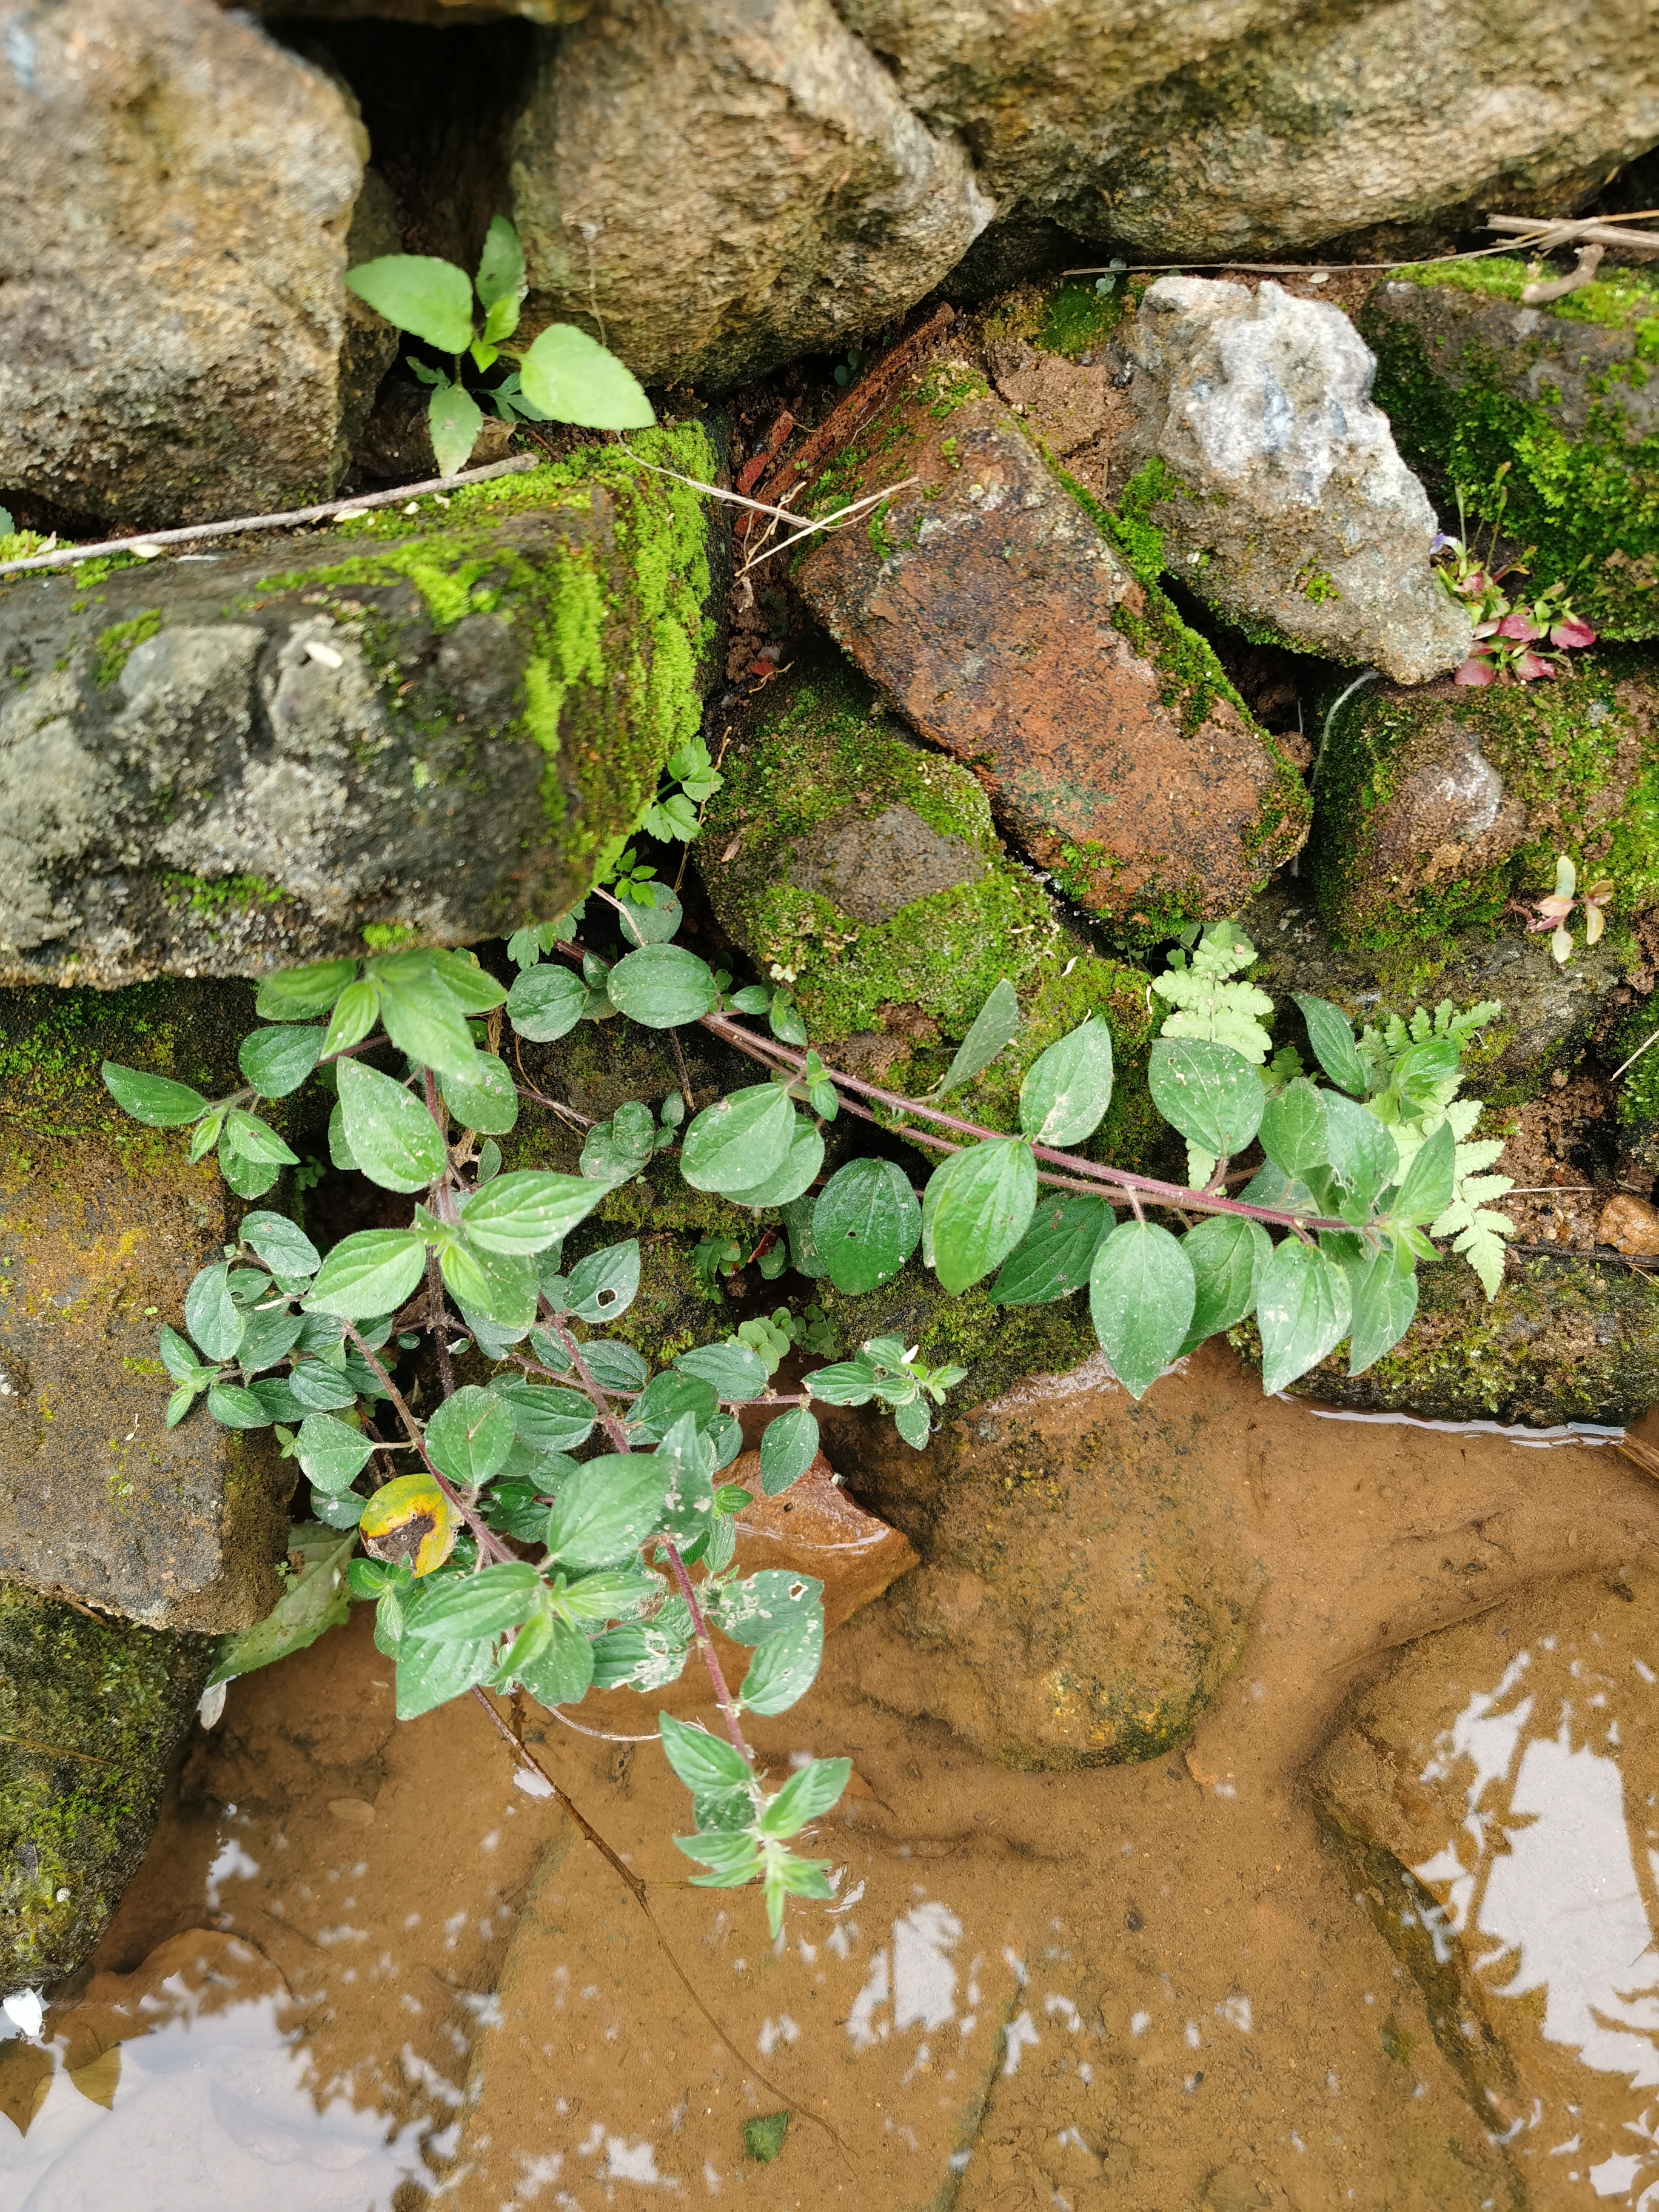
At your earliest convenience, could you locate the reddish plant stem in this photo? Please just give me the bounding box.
[426,1252,457,1401]
[540,1308,753,1762]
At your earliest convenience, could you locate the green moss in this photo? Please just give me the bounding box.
[0,1583,210,1985]
[1232,1250,1659,1426]
[1034,280,1128,359]
[1613,998,1659,1130]
[161,871,285,917]
[361,920,420,951]
[1308,648,1659,951]
[250,425,716,890]
[92,609,161,689]
[1364,265,1659,639]
[700,663,1068,1044]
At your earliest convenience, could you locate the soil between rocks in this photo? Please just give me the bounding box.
[5,1342,1659,2209]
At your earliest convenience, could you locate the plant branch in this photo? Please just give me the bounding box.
[0,454,540,580]
[343,1323,515,1566]
[427,1251,457,1401]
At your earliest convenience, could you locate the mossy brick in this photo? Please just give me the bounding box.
[790,359,1309,934]
[1363,259,1659,640]
[0,430,719,987]
[0,979,303,1628]
[0,1581,210,1988]
[1231,1250,1659,1427]
[1305,646,1659,953]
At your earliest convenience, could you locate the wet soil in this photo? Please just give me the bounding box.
[7,1342,1659,2208]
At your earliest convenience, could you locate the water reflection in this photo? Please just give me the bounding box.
[0,1944,431,2211]
[1404,1617,1659,2202]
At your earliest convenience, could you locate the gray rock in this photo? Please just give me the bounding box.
[1310,1569,1659,2192]
[837,0,1659,263]
[1122,278,1473,683]
[506,0,993,389]
[0,448,719,986]
[0,0,395,529]
[0,1583,211,1989]
[0,982,301,1630]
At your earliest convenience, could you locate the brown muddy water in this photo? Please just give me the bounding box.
[5,1342,1659,2211]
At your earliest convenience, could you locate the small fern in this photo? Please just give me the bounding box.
[1152,922,1275,1064]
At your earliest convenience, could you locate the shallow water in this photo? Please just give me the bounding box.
[6,1344,1659,2210]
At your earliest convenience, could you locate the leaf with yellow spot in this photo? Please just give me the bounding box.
[360,1473,455,1577]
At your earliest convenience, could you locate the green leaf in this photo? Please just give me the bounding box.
[759,1756,850,1838]
[674,1830,763,1885]
[738,1606,824,1715]
[659,1712,753,1795]
[233,1305,304,1374]
[429,380,483,478]
[680,1084,796,1196]
[988,1193,1110,1307]
[518,323,655,429]
[186,1262,243,1362]
[166,1383,199,1427]
[893,1395,931,1449]
[517,1616,595,1708]
[565,1241,640,1324]
[723,1115,824,1208]
[295,1412,375,1493]
[426,1385,517,1486]
[712,1569,823,1646]
[545,1453,672,1567]
[1179,1213,1271,1351]
[222,1108,299,1167]
[394,1632,498,1720]
[1018,1019,1114,1146]
[804,1357,877,1408]
[768,994,808,1048]
[580,1100,657,1185]
[475,214,526,314]
[305,1228,428,1318]
[406,1561,545,1642]
[320,978,380,1059]
[437,1052,517,1137]
[459,1170,603,1253]
[759,1407,819,1496]
[780,1193,827,1278]
[1322,1091,1398,1224]
[238,1026,324,1099]
[207,1524,357,1687]
[556,1566,662,1621]
[675,1341,769,1401]
[605,944,719,1029]
[1087,1221,1195,1399]
[1393,1036,1460,1102]
[345,253,476,352]
[1394,1119,1455,1224]
[589,1624,654,1689]
[934,978,1021,1096]
[813,1159,921,1295]
[498,1379,598,1454]
[441,1239,538,1333]
[337,1058,446,1193]
[617,890,683,947]
[256,960,358,1022]
[580,1339,649,1392]
[1293,994,1367,1096]
[101,1062,210,1128]
[1258,1078,1327,1179]
[240,1210,320,1282]
[207,1382,270,1429]
[1147,1039,1264,1158]
[630,1370,719,1443]
[921,1138,1038,1294]
[1256,1240,1354,1395]
[369,951,481,1078]
[158,1326,206,1386]
[216,1138,282,1200]
[506,962,588,1042]
[1348,1245,1419,1375]
[327,1099,358,1172]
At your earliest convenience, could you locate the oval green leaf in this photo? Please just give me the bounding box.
[519,323,655,429]
[1018,1019,1114,1147]
[305,1228,428,1319]
[920,1138,1039,1295]
[345,253,476,353]
[813,1158,922,1295]
[1147,1039,1264,1158]
[680,1083,796,1196]
[337,1057,446,1193]
[1256,1239,1354,1395]
[1088,1219,1195,1399]
[605,944,719,1030]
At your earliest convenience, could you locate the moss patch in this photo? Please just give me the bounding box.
[1307,648,1659,951]
[0,1583,211,1986]
[92,610,161,689]
[1364,262,1659,639]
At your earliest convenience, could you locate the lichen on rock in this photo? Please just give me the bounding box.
[0,1582,211,1988]
[0,437,718,986]
[1364,258,1659,640]
[1121,276,1473,683]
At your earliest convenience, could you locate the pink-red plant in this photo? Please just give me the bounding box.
[1431,471,1597,685]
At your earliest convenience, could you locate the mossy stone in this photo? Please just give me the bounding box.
[0,431,718,987]
[1231,1251,1659,1427]
[0,980,304,1627]
[1305,648,1659,954]
[1363,260,1659,640]
[0,1582,210,1988]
